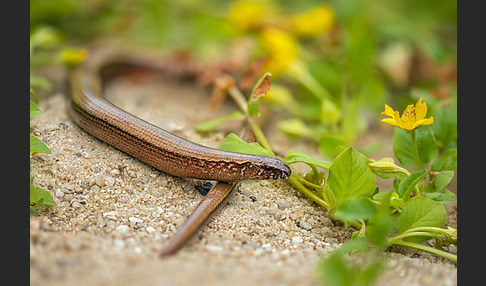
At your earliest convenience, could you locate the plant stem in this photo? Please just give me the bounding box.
[296,176,324,191]
[401,226,455,237]
[410,129,424,169]
[248,116,273,152]
[390,232,443,242]
[287,173,329,209]
[228,86,273,152]
[288,61,332,101]
[389,239,457,263]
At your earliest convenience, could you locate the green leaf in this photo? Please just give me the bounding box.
[218,133,274,157]
[30,100,42,117]
[424,189,456,204]
[392,127,437,167]
[392,128,415,167]
[397,196,446,242]
[193,111,245,132]
[367,192,397,248]
[285,150,331,170]
[322,183,338,216]
[341,96,365,143]
[431,98,457,149]
[30,88,39,104]
[335,197,376,222]
[327,147,377,207]
[397,170,427,200]
[427,171,454,193]
[30,177,55,208]
[431,149,457,171]
[318,133,349,160]
[30,135,51,154]
[30,74,52,91]
[415,126,437,164]
[318,238,369,286]
[277,118,325,139]
[372,191,403,211]
[247,97,263,117]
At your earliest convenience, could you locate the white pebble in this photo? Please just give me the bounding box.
[55,189,64,198]
[292,236,303,245]
[71,202,82,208]
[262,243,272,251]
[110,169,120,176]
[116,225,129,234]
[146,226,155,233]
[206,245,223,253]
[103,211,118,217]
[300,221,312,230]
[129,217,143,224]
[276,199,291,209]
[113,239,125,249]
[104,177,115,186]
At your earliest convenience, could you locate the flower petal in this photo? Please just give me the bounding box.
[382,104,396,117]
[393,110,404,128]
[415,98,428,120]
[381,118,400,127]
[412,117,434,129]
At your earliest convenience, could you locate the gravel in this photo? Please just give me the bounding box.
[30,75,457,286]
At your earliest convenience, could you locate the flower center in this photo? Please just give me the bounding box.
[402,106,416,125]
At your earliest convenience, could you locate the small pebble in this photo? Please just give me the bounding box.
[116,225,129,234]
[206,245,223,253]
[246,240,259,249]
[262,243,272,251]
[299,221,312,230]
[276,199,291,209]
[129,217,143,224]
[156,207,164,217]
[103,211,118,217]
[90,185,101,192]
[292,236,303,245]
[71,202,83,208]
[95,176,105,187]
[55,189,64,198]
[104,177,115,186]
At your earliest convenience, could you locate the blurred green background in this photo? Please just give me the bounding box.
[30,0,457,159]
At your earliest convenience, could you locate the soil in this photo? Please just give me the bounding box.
[30,63,457,286]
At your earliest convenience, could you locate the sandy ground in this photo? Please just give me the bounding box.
[30,67,457,286]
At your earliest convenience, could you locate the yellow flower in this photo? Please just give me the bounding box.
[381,98,434,131]
[291,5,335,38]
[59,48,88,67]
[228,0,268,31]
[259,27,299,76]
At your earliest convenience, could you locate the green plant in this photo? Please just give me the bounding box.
[30,37,54,213]
[203,77,456,284]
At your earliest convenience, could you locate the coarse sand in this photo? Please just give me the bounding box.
[30,67,457,286]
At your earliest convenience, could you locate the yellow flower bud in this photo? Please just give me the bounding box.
[228,0,267,31]
[259,27,298,76]
[59,48,88,67]
[291,6,335,38]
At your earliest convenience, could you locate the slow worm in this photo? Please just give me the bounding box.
[69,57,290,182]
[68,53,291,255]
